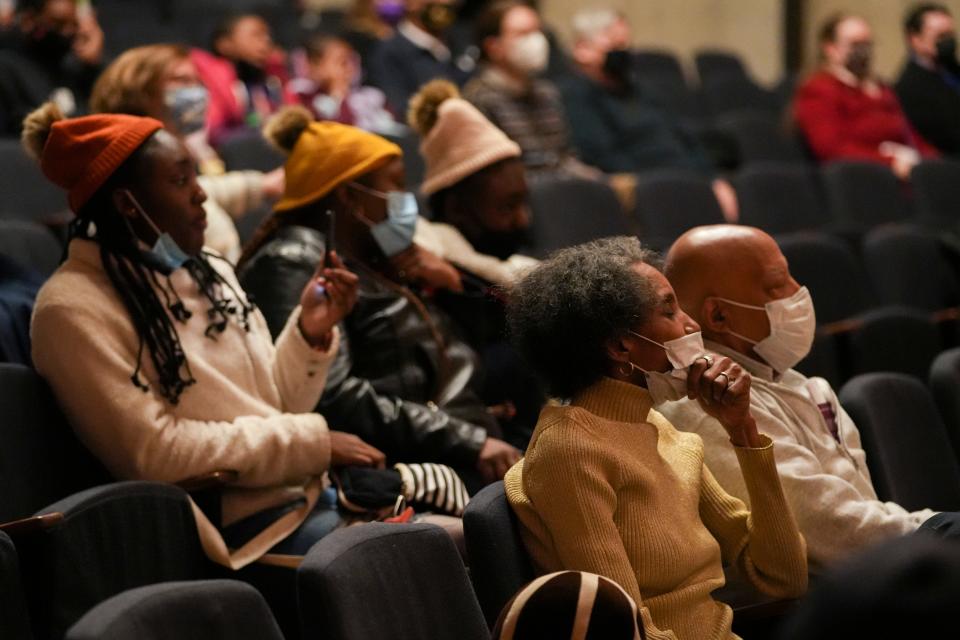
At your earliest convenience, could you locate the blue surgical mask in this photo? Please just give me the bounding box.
[349,183,419,257]
[123,190,192,274]
[164,86,209,136]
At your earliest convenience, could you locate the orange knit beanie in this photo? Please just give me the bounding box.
[22,103,163,212]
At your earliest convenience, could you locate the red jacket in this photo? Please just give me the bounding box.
[793,70,938,166]
[190,48,297,147]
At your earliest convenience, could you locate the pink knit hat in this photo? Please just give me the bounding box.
[408,80,521,196]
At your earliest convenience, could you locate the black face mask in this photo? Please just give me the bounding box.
[936,35,959,70]
[26,26,74,65]
[603,47,633,84]
[470,226,532,261]
[233,59,266,85]
[420,3,457,35]
[844,42,873,80]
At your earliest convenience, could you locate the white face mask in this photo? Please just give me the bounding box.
[627,330,705,405]
[715,286,816,374]
[506,31,549,75]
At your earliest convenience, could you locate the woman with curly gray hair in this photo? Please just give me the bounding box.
[504,236,807,640]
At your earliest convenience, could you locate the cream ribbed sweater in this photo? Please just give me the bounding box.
[32,239,337,569]
[504,378,807,640]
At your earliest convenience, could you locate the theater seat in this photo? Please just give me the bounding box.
[776,231,873,325]
[911,158,960,228]
[0,364,111,525]
[929,348,960,464]
[0,220,62,278]
[0,531,32,640]
[218,132,285,173]
[528,176,629,257]
[66,580,283,640]
[463,480,535,627]
[839,373,960,511]
[0,139,67,221]
[297,523,488,640]
[862,224,960,311]
[734,164,830,234]
[11,482,211,640]
[822,161,912,232]
[634,169,725,251]
[846,307,942,380]
[716,113,807,168]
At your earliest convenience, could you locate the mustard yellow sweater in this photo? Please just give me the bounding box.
[504,378,807,640]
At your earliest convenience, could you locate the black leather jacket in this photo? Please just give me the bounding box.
[238,225,492,468]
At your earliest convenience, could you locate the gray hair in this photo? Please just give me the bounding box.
[571,8,622,44]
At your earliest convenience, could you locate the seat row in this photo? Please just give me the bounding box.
[7,347,960,639]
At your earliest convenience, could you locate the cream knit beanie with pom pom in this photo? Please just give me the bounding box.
[408,80,521,196]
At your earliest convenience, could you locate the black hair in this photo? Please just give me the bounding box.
[210,12,267,55]
[507,236,660,398]
[71,135,255,405]
[905,3,951,35]
[474,0,533,60]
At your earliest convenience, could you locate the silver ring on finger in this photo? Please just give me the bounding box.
[697,354,714,368]
[714,372,730,387]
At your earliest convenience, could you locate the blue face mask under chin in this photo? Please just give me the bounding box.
[350,183,419,258]
[122,189,192,274]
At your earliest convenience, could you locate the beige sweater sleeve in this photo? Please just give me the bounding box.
[522,425,678,640]
[698,436,808,600]
[197,171,266,221]
[32,302,334,489]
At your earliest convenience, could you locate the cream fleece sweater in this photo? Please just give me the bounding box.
[413,218,539,286]
[659,341,934,573]
[504,377,807,640]
[31,239,337,569]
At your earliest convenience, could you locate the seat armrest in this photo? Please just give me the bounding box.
[0,512,65,537]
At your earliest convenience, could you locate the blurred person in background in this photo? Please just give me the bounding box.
[369,0,473,115]
[290,33,404,136]
[91,44,285,262]
[191,12,296,146]
[560,8,738,222]
[896,3,960,156]
[463,0,600,182]
[793,13,938,179]
[0,0,103,135]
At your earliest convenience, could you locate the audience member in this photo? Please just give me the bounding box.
[22,102,384,567]
[896,3,960,156]
[660,225,960,574]
[369,0,471,115]
[793,13,938,179]
[505,236,807,640]
[408,79,543,443]
[236,106,522,489]
[463,0,600,181]
[90,43,285,262]
[409,79,536,285]
[0,0,104,135]
[560,8,738,222]
[290,33,403,136]
[493,571,646,640]
[191,12,295,146]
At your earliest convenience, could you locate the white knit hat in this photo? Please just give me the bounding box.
[408,80,521,196]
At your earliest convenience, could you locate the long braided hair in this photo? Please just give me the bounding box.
[69,141,255,405]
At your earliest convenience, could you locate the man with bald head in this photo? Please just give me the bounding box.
[659,224,956,573]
